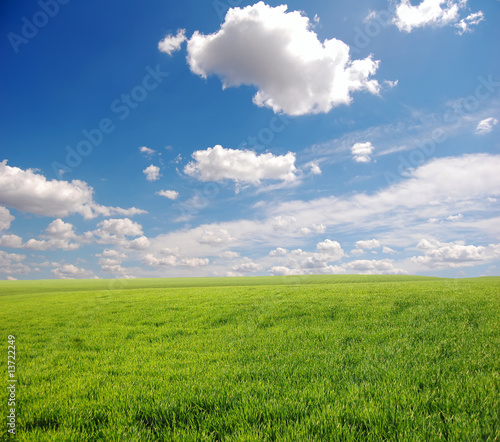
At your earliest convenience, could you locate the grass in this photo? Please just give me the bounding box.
[0,275,499,440]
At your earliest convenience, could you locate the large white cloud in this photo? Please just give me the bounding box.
[184,145,298,185]
[185,2,380,116]
[85,218,151,250]
[393,0,483,33]
[0,161,146,219]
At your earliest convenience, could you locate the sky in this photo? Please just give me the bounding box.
[0,0,499,280]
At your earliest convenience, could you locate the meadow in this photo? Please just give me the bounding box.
[0,275,499,441]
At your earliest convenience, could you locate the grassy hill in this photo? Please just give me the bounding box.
[1,275,499,440]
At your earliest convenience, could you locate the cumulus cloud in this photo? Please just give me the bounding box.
[139,146,156,156]
[199,228,235,246]
[268,240,345,275]
[0,251,29,275]
[269,247,288,257]
[143,165,161,181]
[475,117,498,135]
[356,239,381,250]
[232,259,261,273]
[143,253,209,268]
[0,235,23,248]
[393,0,483,33]
[351,142,374,163]
[0,161,145,219]
[51,264,97,279]
[185,2,380,116]
[0,207,14,232]
[346,259,407,275]
[86,218,150,250]
[158,29,187,55]
[156,189,179,200]
[317,239,345,260]
[23,219,80,251]
[411,238,488,268]
[184,145,298,185]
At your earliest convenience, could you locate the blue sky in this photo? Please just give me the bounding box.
[1,0,499,280]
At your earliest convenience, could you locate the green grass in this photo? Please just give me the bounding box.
[1,275,499,441]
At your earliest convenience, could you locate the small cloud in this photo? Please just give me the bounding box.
[269,247,288,257]
[382,246,397,254]
[351,142,374,163]
[455,11,484,35]
[143,165,161,182]
[447,214,463,222]
[356,239,381,249]
[475,117,498,135]
[139,146,156,156]
[384,80,398,89]
[308,162,322,175]
[156,189,179,200]
[158,29,187,55]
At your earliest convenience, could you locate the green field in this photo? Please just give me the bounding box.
[1,275,499,441]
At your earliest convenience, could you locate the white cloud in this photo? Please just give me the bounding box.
[184,145,298,185]
[351,142,374,163]
[0,161,145,219]
[317,239,345,260]
[0,251,29,275]
[95,218,143,237]
[382,246,397,254]
[455,11,484,35]
[86,218,150,251]
[232,259,261,273]
[269,247,288,257]
[156,189,179,200]
[143,165,161,181]
[139,146,156,156]
[0,235,23,248]
[186,2,380,116]
[218,251,240,259]
[0,207,14,231]
[199,228,235,246]
[393,0,461,32]
[143,253,209,268]
[158,29,187,55]
[356,239,381,250]
[307,162,322,175]
[51,264,97,279]
[97,249,127,259]
[411,238,495,268]
[346,259,407,275]
[475,117,498,135]
[134,153,500,277]
[23,219,80,251]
